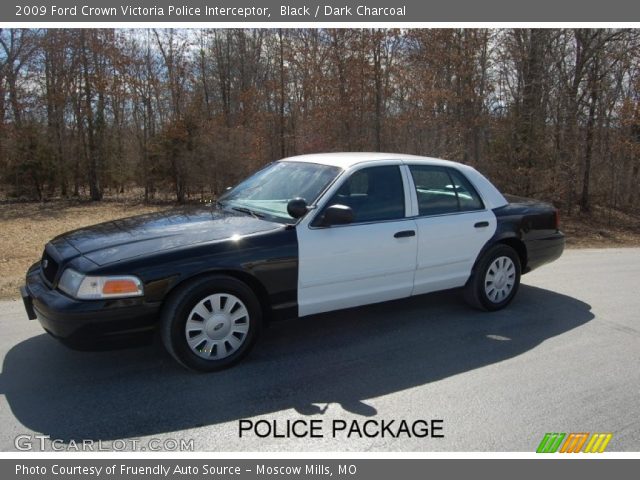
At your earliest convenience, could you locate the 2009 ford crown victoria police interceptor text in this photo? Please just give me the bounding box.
[21,153,564,371]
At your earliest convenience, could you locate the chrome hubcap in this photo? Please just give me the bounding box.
[484,256,516,303]
[185,293,250,360]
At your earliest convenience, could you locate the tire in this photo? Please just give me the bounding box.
[464,244,521,311]
[160,275,262,372]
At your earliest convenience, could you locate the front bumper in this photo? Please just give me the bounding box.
[20,285,37,320]
[22,263,161,349]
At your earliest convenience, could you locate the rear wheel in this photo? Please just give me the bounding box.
[161,275,262,372]
[464,244,521,311]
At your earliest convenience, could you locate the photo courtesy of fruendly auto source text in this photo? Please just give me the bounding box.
[0,0,639,479]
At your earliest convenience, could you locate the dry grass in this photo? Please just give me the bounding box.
[0,200,171,299]
[1,200,639,300]
[562,205,640,248]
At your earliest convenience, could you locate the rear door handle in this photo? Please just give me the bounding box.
[394,230,416,238]
[474,221,489,228]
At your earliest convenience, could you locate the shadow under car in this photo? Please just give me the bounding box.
[0,284,593,444]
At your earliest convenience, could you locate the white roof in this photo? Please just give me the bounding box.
[281,152,460,170]
[280,152,508,209]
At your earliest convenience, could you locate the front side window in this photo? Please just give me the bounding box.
[409,165,484,216]
[320,165,405,223]
[219,161,341,222]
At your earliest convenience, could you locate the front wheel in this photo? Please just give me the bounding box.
[160,275,262,372]
[464,244,521,311]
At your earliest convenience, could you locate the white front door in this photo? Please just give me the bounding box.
[297,165,418,317]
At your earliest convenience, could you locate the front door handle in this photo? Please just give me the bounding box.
[394,230,416,238]
[474,221,489,228]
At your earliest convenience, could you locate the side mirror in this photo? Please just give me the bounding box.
[287,197,309,219]
[320,204,354,227]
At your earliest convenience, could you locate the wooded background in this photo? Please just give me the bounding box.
[1,28,639,215]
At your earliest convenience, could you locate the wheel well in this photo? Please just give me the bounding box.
[498,237,528,272]
[161,270,274,324]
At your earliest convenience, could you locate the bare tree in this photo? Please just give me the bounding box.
[1,27,639,218]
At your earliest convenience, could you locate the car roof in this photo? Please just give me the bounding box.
[280,152,460,170]
[280,152,508,210]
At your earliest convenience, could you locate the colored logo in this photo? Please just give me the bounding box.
[536,432,613,453]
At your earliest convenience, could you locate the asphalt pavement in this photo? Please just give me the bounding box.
[0,248,638,452]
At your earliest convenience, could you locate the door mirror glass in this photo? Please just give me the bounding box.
[286,197,309,219]
[321,204,354,226]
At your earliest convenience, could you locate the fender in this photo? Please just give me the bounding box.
[470,209,528,279]
[103,226,299,321]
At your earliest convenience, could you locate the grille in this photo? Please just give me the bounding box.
[41,250,59,284]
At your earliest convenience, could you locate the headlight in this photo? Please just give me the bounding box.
[58,269,144,300]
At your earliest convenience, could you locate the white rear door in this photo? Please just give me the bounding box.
[405,164,497,295]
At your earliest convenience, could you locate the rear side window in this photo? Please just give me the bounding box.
[324,165,405,223]
[448,169,484,211]
[409,166,484,216]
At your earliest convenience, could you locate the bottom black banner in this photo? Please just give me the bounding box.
[4,459,637,480]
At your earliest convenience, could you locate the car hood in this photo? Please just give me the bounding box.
[49,206,284,266]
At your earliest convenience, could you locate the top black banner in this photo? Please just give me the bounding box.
[4,0,640,22]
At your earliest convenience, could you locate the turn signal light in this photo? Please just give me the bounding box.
[102,279,141,295]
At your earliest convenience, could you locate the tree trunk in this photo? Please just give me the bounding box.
[580,61,599,213]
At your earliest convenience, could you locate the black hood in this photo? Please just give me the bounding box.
[49,206,284,266]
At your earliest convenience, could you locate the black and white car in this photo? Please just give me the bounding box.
[21,153,564,371]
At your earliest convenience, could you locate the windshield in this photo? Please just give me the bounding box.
[219,161,342,222]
